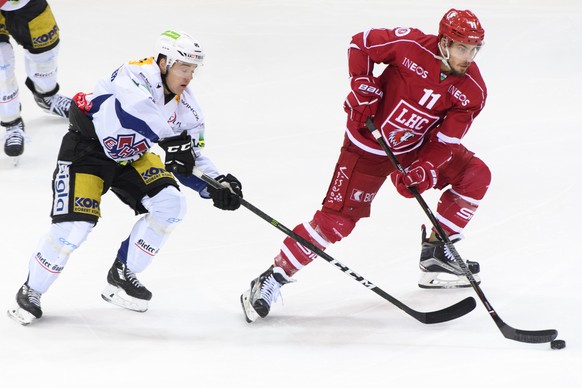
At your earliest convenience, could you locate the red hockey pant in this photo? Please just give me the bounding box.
[274,138,491,276]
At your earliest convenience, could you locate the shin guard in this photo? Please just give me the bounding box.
[117,186,186,273]
[26,221,93,294]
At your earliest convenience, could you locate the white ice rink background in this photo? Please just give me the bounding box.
[0,1,580,386]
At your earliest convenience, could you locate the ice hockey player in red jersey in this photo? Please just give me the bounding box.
[241,9,491,322]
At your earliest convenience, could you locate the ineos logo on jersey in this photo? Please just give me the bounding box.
[402,57,429,79]
[448,85,471,106]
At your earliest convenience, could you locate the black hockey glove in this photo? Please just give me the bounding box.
[158,131,195,176]
[207,174,243,211]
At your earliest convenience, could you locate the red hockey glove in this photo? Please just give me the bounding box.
[343,76,383,131]
[392,160,438,198]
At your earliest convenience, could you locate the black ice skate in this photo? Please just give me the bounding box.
[7,283,42,325]
[25,78,72,118]
[240,265,293,322]
[101,259,152,312]
[418,225,481,289]
[2,117,25,158]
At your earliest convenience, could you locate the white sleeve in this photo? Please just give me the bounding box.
[194,154,220,178]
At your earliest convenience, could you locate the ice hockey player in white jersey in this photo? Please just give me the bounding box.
[7,30,243,325]
[0,0,72,159]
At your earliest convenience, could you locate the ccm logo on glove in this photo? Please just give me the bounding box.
[158,131,195,176]
[165,143,191,153]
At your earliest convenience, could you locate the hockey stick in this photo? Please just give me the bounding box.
[193,167,476,324]
[365,118,558,343]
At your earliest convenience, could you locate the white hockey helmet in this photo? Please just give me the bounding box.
[155,30,204,69]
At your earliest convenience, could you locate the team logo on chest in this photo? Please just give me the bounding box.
[103,134,149,159]
[384,100,440,150]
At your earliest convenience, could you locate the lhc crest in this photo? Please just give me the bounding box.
[388,129,416,147]
[103,134,149,159]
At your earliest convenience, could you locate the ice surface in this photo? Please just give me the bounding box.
[0,0,580,386]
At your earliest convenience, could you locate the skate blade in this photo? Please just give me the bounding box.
[7,306,36,325]
[11,156,20,167]
[418,272,481,289]
[101,284,148,312]
[240,290,259,323]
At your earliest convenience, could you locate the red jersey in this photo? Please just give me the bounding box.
[346,27,487,156]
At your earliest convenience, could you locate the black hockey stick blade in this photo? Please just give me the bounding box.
[413,296,476,324]
[497,320,558,343]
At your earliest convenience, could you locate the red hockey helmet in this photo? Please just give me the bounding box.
[439,9,485,46]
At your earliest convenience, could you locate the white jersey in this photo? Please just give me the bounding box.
[85,56,219,178]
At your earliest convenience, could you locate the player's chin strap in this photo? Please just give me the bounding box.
[433,37,451,70]
[159,63,177,102]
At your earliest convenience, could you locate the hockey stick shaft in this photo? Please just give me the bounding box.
[365,118,557,343]
[193,167,476,324]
